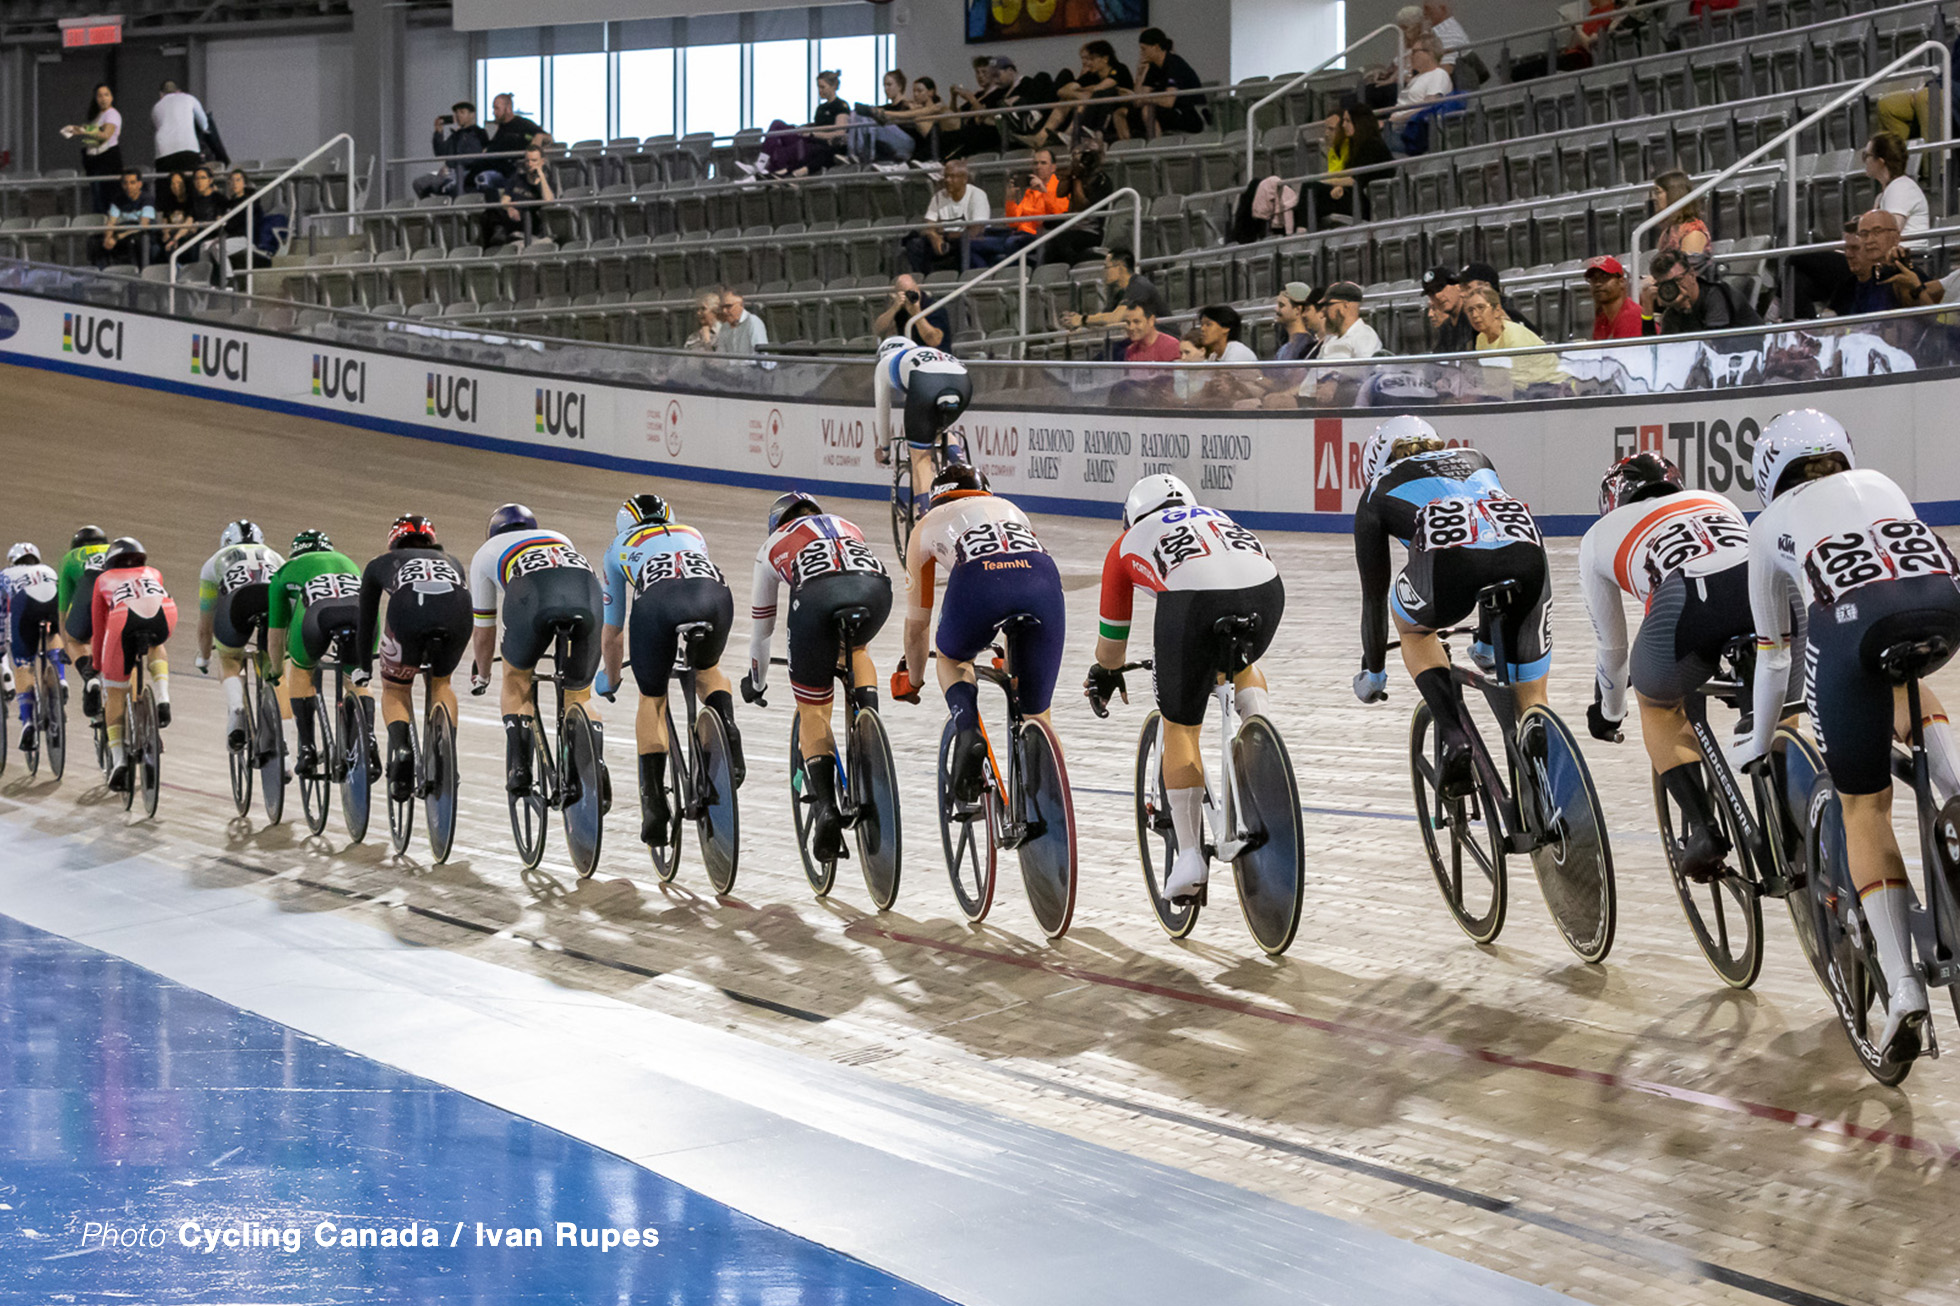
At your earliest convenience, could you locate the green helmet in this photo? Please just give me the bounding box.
[291,529,333,557]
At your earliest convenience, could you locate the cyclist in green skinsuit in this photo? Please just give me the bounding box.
[57,525,111,718]
[266,529,372,781]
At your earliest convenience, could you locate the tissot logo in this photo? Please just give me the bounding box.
[1612,417,1759,495]
[426,372,477,422]
[191,333,248,383]
[535,387,586,438]
[62,311,123,360]
[311,353,366,403]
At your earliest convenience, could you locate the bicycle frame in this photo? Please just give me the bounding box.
[1441,605,1534,856]
[973,651,1035,851]
[1680,677,1799,900]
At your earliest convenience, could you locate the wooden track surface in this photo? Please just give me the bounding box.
[2,362,1956,1306]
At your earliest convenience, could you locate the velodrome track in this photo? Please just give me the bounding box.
[4,360,1958,1306]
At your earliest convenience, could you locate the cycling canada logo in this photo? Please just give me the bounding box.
[665,400,683,457]
[311,353,366,404]
[62,311,124,361]
[767,409,784,469]
[536,386,586,439]
[191,333,249,383]
[426,371,477,423]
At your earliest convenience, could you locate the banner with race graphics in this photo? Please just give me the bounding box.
[5,290,1958,534]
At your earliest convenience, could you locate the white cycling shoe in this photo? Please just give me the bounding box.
[1165,847,1210,901]
[1879,978,1931,1065]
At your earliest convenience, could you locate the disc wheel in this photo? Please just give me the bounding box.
[1410,703,1507,945]
[647,703,687,884]
[1231,715,1305,957]
[1518,705,1615,964]
[256,672,286,826]
[1016,718,1077,940]
[388,715,418,855]
[38,659,64,780]
[509,715,550,871]
[562,702,605,879]
[693,706,740,896]
[852,709,902,911]
[1134,711,1199,939]
[425,703,459,864]
[1655,759,1763,989]
[337,693,372,844]
[1932,797,1960,1033]
[1804,783,1914,1085]
[133,689,160,819]
[300,692,333,836]
[938,715,998,925]
[789,715,839,897]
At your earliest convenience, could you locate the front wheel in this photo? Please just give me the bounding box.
[788,715,839,897]
[388,715,419,855]
[509,715,550,871]
[1231,715,1305,957]
[647,702,688,884]
[562,702,605,879]
[1410,703,1507,945]
[1134,711,1199,939]
[1518,705,1615,964]
[39,658,65,780]
[425,702,459,864]
[938,715,998,925]
[300,691,334,836]
[1654,758,1763,989]
[1804,782,1913,1085]
[852,708,902,911]
[133,689,161,819]
[694,705,741,895]
[338,692,372,844]
[256,670,286,826]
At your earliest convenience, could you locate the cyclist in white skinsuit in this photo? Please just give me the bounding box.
[195,520,284,750]
[1739,408,1960,1066]
[1579,452,1756,881]
[873,335,973,518]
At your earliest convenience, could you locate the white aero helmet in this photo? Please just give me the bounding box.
[220,519,264,548]
[1122,473,1195,528]
[1362,414,1441,486]
[7,542,37,566]
[1753,408,1854,508]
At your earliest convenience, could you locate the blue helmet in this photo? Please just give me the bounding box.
[767,492,821,533]
[486,503,538,539]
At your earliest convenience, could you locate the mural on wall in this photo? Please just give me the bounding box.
[967,0,1148,44]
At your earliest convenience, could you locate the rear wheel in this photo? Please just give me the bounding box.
[1232,715,1305,957]
[853,709,903,911]
[256,670,286,826]
[38,658,64,780]
[425,703,459,864]
[1518,705,1615,964]
[1804,783,1913,1085]
[694,706,741,895]
[938,716,998,925]
[1654,759,1763,989]
[789,715,839,897]
[563,703,605,879]
[1134,711,1199,939]
[338,692,372,844]
[1410,703,1507,945]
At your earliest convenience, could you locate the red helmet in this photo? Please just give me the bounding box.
[388,514,437,549]
[1598,452,1685,516]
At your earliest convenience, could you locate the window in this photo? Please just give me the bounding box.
[551,52,609,144]
[684,43,742,137]
[617,48,676,140]
[751,40,810,131]
[479,56,542,127]
[814,36,885,112]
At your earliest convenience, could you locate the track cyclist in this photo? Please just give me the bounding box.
[91,537,175,792]
[895,463,1066,802]
[873,334,973,515]
[195,520,283,750]
[358,515,472,802]
[1085,473,1284,901]
[2,543,62,754]
[742,492,893,863]
[57,525,110,719]
[266,530,367,782]
[1351,415,1550,796]
[1579,452,1756,880]
[1738,408,1960,1064]
[469,504,608,800]
[596,492,744,848]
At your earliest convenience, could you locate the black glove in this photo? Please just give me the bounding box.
[740,671,766,707]
[1586,701,1623,744]
[1083,663,1127,718]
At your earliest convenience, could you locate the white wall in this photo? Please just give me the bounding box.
[1231,0,1346,80]
[204,32,358,163]
[890,0,1232,103]
[402,25,474,165]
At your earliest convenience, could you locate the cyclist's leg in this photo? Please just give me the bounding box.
[497,573,554,792]
[8,611,32,746]
[933,560,1001,797]
[1226,576,1284,722]
[378,618,423,799]
[1899,682,1960,803]
[1491,543,1553,714]
[212,587,259,745]
[1151,590,1219,894]
[1391,546,1476,750]
[557,570,606,722]
[627,584,684,839]
[98,607,136,783]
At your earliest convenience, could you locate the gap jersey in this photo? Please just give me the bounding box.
[602,521,725,626]
[913,491,1046,574]
[199,542,283,604]
[1098,505,1276,641]
[469,529,592,628]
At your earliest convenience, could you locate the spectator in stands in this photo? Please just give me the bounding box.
[1786,219,1869,319]
[1022,41,1135,148]
[1422,266,1476,352]
[1466,286,1566,397]
[64,84,123,212]
[1583,256,1648,339]
[715,289,769,356]
[1365,9,1433,107]
[1848,209,1942,314]
[1312,281,1381,384]
[1458,262,1539,335]
[416,102,490,199]
[1389,38,1454,151]
[1122,302,1181,362]
[1423,2,1472,73]
[1649,249,1762,335]
[947,57,1006,156]
[1317,104,1391,223]
[483,145,554,247]
[748,71,849,177]
[1046,148,1116,264]
[155,174,196,260]
[904,160,991,275]
[1063,248,1166,330]
[479,93,552,192]
[874,273,949,347]
[970,147,1067,265]
[1136,28,1207,138]
[684,292,722,351]
[151,80,209,175]
[1275,283,1324,360]
[889,77,949,161]
[178,166,229,278]
[92,171,154,269]
[1864,131,1929,237]
[847,69,919,165]
[1171,329,1211,404]
[219,167,279,267]
[1191,304,1264,405]
[1649,170,1711,257]
[1875,35,1960,148]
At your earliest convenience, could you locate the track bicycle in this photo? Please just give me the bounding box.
[1799,635,1960,1085]
[1405,580,1616,963]
[929,615,1078,939]
[767,606,902,906]
[383,639,461,864]
[290,618,364,838]
[0,663,9,775]
[501,627,608,878]
[117,636,164,820]
[8,621,67,780]
[1115,615,1307,956]
[640,621,741,894]
[225,605,288,826]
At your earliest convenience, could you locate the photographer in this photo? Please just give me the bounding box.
[415,101,489,199]
[482,144,554,248]
[873,273,949,347]
[969,147,1067,265]
[1847,209,1942,314]
[1649,249,1761,335]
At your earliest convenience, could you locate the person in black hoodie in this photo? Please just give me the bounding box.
[1316,102,1392,224]
[416,101,490,199]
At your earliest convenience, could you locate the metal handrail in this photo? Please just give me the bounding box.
[902,187,1142,353]
[169,133,356,306]
[1628,40,1951,276]
[1245,24,1405,182]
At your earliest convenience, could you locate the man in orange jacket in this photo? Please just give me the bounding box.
[969,146,1069,266]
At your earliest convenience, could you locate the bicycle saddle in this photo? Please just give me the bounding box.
[832,605,875,642]
[1476,579,1523,610]
[1873,633,1958,685]
[1000,613,1042,632]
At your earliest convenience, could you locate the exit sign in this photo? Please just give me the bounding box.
[58,16,123,47]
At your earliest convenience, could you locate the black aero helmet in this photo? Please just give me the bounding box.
[486,503,538,539]
[1598,451,1686,516]
[104,536,147,569]
[617,493,672,533]
[929,461,987,506]
[388,514,437,549]
[71,525,108,549]
[291,529,332,557]
[767,492,822,533]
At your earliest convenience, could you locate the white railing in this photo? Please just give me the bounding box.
[1244,24,1404,182]
[169,132,357,306]
[1628,42,1951,278]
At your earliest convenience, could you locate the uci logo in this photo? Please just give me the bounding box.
[312,353,366,403]
[62,312,123,360]
[426,372,476,422]
[535,387,586,439]
[191,333,248,383]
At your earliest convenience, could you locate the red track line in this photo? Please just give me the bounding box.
[845,922,1960,1165]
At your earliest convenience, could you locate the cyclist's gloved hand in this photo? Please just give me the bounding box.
[349,666,372,688]
[265,668,282,688]
[194,655,210,676]
[1353,668,1388,704]
[594,667,617,701]
[890,660,922,705]
[1468,639,1496,673]
[1731,724,1769,771]
[1586,701,1622,743]
[740,670,767,707]
[1084,663,1127,718]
